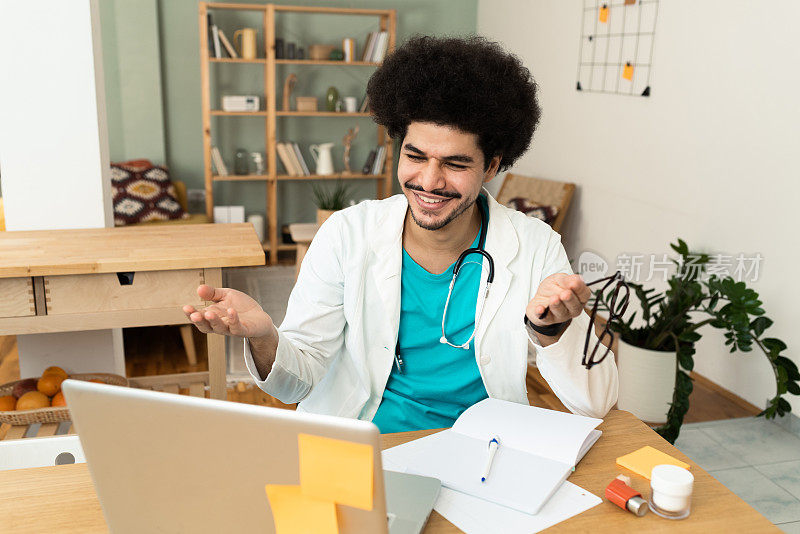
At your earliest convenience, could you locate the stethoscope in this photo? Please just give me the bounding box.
[394,197,495,374]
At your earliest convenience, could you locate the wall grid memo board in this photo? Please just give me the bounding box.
[577,0,659,97]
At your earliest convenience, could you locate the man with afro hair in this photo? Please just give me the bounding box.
[184,35,618,433]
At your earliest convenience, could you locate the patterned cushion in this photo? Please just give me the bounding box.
[506,197,559,226]
[111,159,188,226]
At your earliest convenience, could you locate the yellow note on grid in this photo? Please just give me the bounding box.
[265,484,339,534]
[298,433,374,510]
[599,4,609,23]
[616,446,691,480]
[623,63,634,80]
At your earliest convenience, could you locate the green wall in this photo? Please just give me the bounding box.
[100,0,166,164]
[105,0,478,227]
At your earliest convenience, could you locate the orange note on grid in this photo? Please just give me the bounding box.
[616,446,690,480]
[298,433,374,510]
[265,484,339,534]
[623,63,634,80]
[599,5,609,23]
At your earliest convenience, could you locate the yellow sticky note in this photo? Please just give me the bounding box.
[265,484,339,534]
[622,62,634,80]
[298,433,374,510]
[616,446,691,480]
[599,4,609,23]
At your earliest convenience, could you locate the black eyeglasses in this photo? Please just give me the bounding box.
[583,271,629,369]
[536,271,629,369]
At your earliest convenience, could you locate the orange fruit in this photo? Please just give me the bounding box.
[42,366,69,379]
[51,391,67,407]
[0,395,16,411]
[37,374,65,396]
[16,391,50,410]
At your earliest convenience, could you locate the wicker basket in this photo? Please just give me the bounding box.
[0,373,128,425]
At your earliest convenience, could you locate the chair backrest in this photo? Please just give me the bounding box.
[495,173,576,233]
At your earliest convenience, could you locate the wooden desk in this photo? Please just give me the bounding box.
[0,224,264,400]
[0,410,777,533]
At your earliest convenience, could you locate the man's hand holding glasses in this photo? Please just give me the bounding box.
[526,271,630,369]
[525,273,593,346]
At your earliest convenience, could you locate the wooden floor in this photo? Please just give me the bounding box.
[0,328,760,422]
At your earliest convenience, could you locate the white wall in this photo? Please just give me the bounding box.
[478,0,800,412]
[0,0,114,230]
[0,0,124,376]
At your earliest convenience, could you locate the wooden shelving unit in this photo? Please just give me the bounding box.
[199,3,397,265]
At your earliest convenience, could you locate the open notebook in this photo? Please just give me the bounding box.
[382,398,602,515]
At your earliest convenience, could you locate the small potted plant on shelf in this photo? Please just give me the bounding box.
[593,239,797,443]
[312,180,351,225]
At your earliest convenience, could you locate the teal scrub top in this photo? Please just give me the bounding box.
[372,195,490,433]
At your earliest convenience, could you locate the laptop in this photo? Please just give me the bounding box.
[62,379,440,534]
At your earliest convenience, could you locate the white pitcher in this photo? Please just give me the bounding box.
[309,142,335,175]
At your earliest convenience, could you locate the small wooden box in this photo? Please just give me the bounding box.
[308,44,336,60]
[296,97,318,112]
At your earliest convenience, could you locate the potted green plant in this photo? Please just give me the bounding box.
[312,180,351,225]
[593,239,798,443]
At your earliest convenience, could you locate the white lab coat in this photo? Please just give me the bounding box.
[244,192,618,420]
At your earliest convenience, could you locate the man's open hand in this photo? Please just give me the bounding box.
[525,273,591,327]
[183,285,273,339]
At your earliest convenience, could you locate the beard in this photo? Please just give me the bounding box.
[405,186,477,231]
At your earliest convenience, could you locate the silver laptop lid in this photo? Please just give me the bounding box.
[62,379,389,534]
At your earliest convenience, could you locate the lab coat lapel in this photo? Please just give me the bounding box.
[370,196,407,341]
[476,192,518,340]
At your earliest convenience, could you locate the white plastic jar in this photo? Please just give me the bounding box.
[649,464,694,519]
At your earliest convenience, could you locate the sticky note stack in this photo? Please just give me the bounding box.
[265,434,375,534]
[616,446,691,480]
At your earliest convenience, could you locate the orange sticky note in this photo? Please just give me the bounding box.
[298,433,374,510]
[265,484,339,534]
[622,62,634,80]
[599,4,609,23]
[616,446,691,480]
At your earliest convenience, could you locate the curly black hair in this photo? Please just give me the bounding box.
[366,34,541,172]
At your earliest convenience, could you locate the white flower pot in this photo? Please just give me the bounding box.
[616,339,677,424]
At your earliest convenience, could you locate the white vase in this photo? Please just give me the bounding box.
[616,339,677,424]
[309,142,335,175]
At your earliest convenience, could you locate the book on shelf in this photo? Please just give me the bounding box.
[359,93,370,113]
[362,31,377,62]
[206,14,215,56]
[210,22,221,59]
[285,142,305,176]
[291,143,311,175]
[217,29,238,59]
[371,31,389,62]
[211,146,228,176]
[372,145,386,175]
[362,149,377,174]
[276,143,299,176]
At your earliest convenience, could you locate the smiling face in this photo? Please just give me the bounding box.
[398,122,500,232]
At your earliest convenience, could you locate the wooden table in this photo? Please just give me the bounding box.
[0,224,264,400]
[0,410,777,533]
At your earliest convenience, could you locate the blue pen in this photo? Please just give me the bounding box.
[480,437,500,483]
